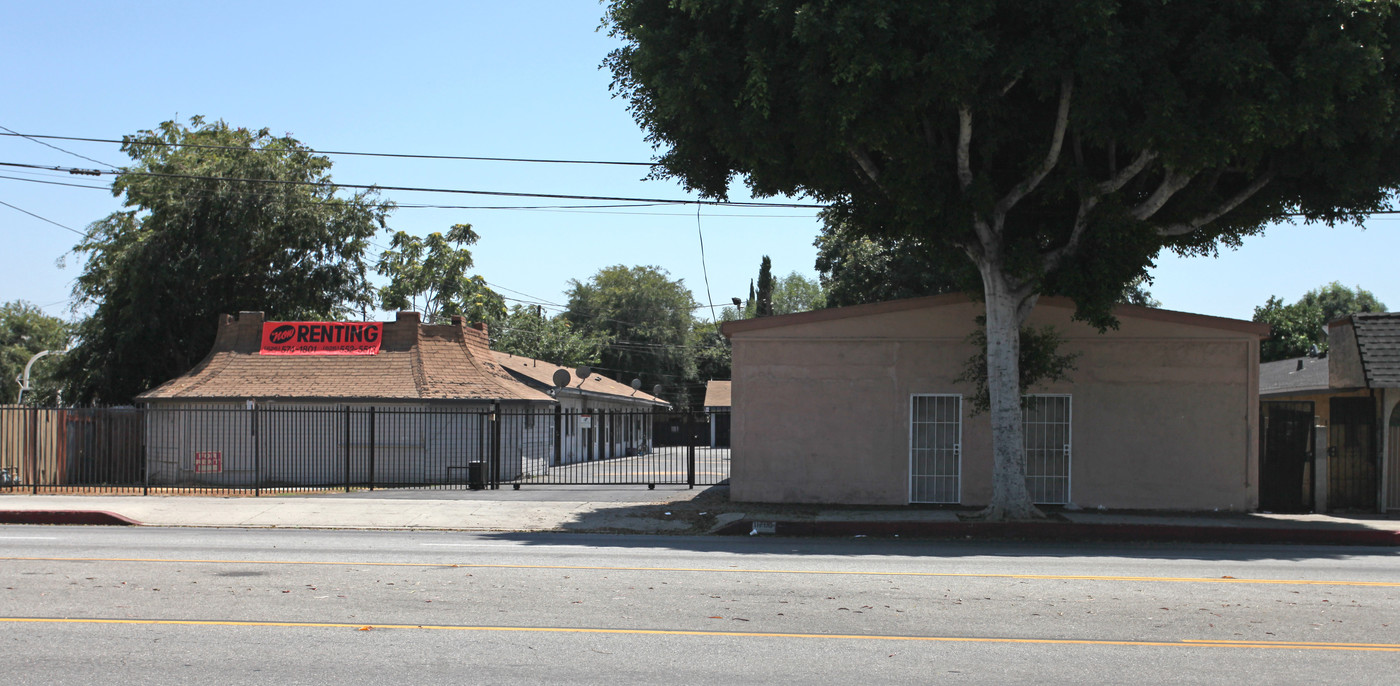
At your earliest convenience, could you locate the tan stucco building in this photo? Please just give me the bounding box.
[720,294,1268,510]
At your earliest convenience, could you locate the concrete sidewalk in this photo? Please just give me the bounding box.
[2,488,1399,545]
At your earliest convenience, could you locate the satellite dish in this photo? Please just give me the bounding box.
[575,366,591,380]
[652,384,663,398]
[552,369,571,388]
[630,378,642,391]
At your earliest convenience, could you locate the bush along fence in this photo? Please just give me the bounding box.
[0,404,731,495]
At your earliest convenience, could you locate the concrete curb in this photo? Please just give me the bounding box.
[713,519,1400,546]
[0,510,142,526]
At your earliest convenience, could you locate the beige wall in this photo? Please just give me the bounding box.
[730,299,1261,510]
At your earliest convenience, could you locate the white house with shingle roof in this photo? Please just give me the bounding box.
[492,351,668,463]
[137,311,553,486]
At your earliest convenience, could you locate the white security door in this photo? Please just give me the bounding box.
[1023,394,1072,504]
[910,394,962,503]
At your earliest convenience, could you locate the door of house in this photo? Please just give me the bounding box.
[1023,395,1072,505]
[909,394,961,503]
[1328,396,1377,511]
[1389,406,1400,512]
[1259,401,1315,512]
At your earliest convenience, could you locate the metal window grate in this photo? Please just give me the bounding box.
[909,395,961,503]
[1023,395,1071,505]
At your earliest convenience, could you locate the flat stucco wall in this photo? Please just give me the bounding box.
[730,301,1260,510]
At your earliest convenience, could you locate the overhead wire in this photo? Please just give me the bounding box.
[0,125,119,171]
[0,130,658,167]
[0,161,825,209]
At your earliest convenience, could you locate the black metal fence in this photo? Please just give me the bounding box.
[0,404,730,495]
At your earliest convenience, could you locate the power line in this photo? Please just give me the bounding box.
[0,125,118,171]
[0,161,826,209]
[0,198,88,237]
[0,131,656,167]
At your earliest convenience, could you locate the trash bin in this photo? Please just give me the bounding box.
[468,462,485,490]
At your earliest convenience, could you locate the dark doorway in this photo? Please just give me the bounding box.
[1260,402,1314,512]
[712,411,731,448]
[1328,396,1378,511]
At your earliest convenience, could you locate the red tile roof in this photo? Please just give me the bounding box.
[138,311,552,403]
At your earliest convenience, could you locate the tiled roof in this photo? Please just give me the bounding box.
[703,380,731,408]
[1351,313,1400,387]
[138,311,552,403]
[1260,356,1329,397]
[491,351,669,407]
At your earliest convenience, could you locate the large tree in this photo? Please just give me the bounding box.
[376,223,504,325]
[1,301,70,405]
[563,265,699,397]
[606,1,1400,518]
[1254,282,1387,362]
[490,304,610,369]
[63,117,392,404]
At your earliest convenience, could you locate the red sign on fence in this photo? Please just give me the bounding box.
[259,322,383,355]
[193,451,223,474]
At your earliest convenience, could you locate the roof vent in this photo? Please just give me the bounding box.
[1296,359,1305,371]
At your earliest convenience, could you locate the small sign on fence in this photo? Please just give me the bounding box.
[193,451,223,474]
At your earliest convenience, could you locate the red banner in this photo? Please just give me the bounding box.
[259,322,383,355]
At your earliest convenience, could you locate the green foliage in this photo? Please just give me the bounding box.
[815,213,968,307]
[1253,283,1386,362]
[1,301,70,405]
[755,256,774,317]
[489,305,610,369]
[63,117,392,404]
[1298,282,1387,326]
[771,272,826,315]
[606,1,1400,326]
[375,223,504,325]
[1119,276,1161,309]
[563,265,699,393]
[956,318,1080,415]
[689,319,732,391]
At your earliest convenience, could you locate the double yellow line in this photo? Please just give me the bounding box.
[3,617,1396,652]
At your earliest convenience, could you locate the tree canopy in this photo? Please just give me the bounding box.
[489,305,610,369]
[63,117,392,404]
[1254,282,1387,362]
[563,265,699,396]
[606,1,1400,518]
[1,301,70,405]
[375,223,503,325]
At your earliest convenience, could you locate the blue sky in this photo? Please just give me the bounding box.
[2,1,1395,326]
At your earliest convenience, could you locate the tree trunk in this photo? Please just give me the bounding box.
[974,263,1044,521]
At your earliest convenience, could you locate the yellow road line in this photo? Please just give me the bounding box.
[1,556,1395,587]
[2,617,1396,652]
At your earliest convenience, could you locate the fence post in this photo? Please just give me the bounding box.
[490,401,502,490]
[553,405,562,467]
[142,407,150,496]
[344,405,352,493]
[687,412,696,490]
[29,407,38,495]
[368,406,376,492]
[252,403,261,497]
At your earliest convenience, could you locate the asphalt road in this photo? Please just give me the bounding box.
[2,526,1398,684]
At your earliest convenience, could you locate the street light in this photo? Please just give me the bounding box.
[16,348,67,405]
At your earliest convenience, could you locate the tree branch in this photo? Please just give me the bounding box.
[848,147,883,186]
[994,76,1073,217]
[1129,167,1193,221]
[957,105,974,191]
[1156,169,1276,236]
[1096,149,1157,195]
[1040,149,1156,275]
